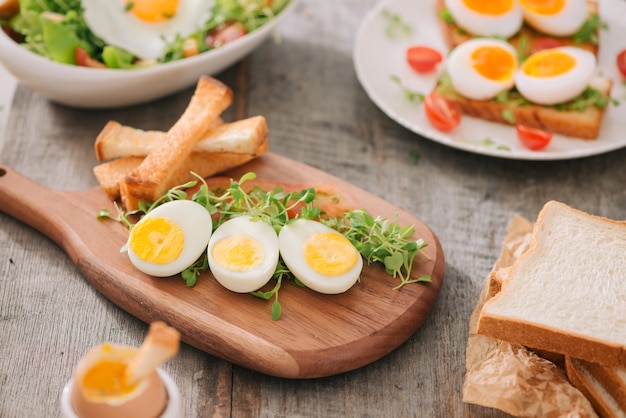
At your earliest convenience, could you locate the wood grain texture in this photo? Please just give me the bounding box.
[0,153,444,379]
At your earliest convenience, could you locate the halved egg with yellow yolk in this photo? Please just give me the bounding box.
[515,46,596,105]
[444,0,523,38]
[278,219,363,295]
[520,0,588,36]
[207,215,279,293]
[82,0,210,59]
[127,200,212,277]
[446,38,518,100]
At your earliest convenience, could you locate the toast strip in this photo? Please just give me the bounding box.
[95,116,267,161]
[122,76,233,204]
[94,141,268,201]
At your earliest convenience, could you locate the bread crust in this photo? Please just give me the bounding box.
[565,357,626,418]
[434,82,612,139]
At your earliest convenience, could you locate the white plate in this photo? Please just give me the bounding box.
[353,0,626,160]
[0,1,297,109]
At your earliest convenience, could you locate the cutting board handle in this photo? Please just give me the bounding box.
[0,165,75,247]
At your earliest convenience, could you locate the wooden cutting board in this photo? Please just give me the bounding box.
[0,153,444,378]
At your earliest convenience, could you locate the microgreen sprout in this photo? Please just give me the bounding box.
[99,172,432,319]
[381,8,412,39]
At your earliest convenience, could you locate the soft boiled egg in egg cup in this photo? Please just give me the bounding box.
[207,215,280,293]
[446,38,518,100]
[127,200,213,277]
[515,46,596,105]
[82,0,211,60]
[444,0,523,38]
[278,219,363,295]
[520,0,588,37]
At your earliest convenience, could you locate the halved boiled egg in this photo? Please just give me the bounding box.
[444,0,523,38]
[207,216,279,293]
[278,219,363,295]
[127,200,212,277]
[515,46,596,105]
[446,38,518,100]
[520,0,588,37]
[82,0,210,59]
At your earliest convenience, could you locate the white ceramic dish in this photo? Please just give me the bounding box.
[353,0,626,160]
[0,1,297,109]
[60,368,182,418]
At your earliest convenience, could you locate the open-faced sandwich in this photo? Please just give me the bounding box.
[419,0,614,143]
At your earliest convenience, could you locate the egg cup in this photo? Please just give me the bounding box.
[60,368,182,418]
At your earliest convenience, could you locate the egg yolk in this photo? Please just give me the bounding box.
[522,50,575,78]
[463,0,514,15]
[129,217,184,264]
[125,0,179,23]
[520,0,565,15]
[81,351,137,400]
[212,234,264,272]
[303,232,358,276]
[471,46,516,82]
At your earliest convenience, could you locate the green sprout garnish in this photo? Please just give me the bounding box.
[390,75,426,103]
[99,172,432,320]
[381,8,412,39]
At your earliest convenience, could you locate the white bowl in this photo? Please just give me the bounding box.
[60,368,182,418]
[0,1,296,109]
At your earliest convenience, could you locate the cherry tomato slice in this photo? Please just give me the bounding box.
[423,93,461,132]
[516,125,553,150]
[528,37,564,55]
[75,46,106,68]
[406,46,443,74]
[617,49,626,78]
[206,21,247,48]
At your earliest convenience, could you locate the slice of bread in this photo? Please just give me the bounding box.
[477,201,626,367]
[435,0,600,57]
[433,75,612,140]
[566,357,626,418]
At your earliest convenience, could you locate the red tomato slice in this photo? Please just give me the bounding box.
[406,46,443,74]
[516,125,553,150]
[617,49,626,78]
[74,46,106,68]
[206,22,247,48]
[423,93,461,132]
[528,37,564,55]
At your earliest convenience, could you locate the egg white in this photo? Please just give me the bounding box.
[278,219,363,295]
[127,200,212,277]
[207,216,279,293]
[515,46,596,105]
[446,38,518,100]
[444,0,523,38]
[82,0,211,60]
[520,0,588,36]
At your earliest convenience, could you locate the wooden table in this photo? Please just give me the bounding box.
[1,1,625,417]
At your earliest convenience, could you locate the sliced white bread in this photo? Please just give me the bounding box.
[477,201,626,367]
[566,357,626,418]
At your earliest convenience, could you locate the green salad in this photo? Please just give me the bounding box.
[1,0,290,69]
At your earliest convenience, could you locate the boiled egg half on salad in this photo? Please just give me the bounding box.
[82,0,210,59]
[515,46,596,105]
[127,200,213,277]
[446,38,518,100]
[278,219,363,295]
[520,0,588,36]
[444,0,523,38]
